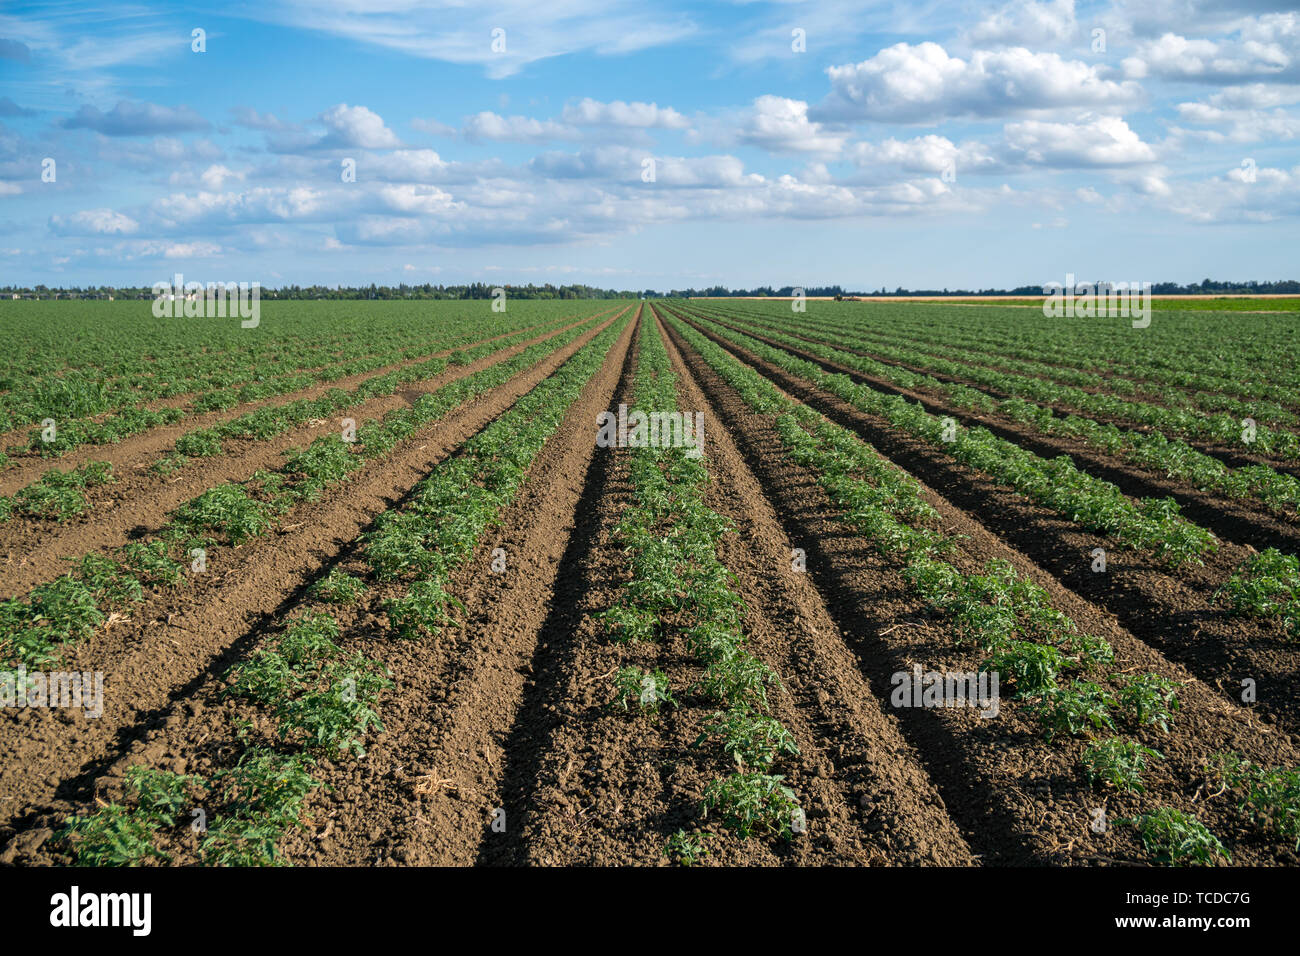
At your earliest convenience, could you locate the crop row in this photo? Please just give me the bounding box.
[150,312,603,477]
[741,299,1300,402]
[665,310,1299,864]
[708,301,1300,424]
[603,312,802,858]
[675,305,1217,566]
[53,309,633,865]
[703,304,1300,517]
[0,313,603,522]
[705,302,1300,456]
[0,313,619,667]
[3,308,589,463]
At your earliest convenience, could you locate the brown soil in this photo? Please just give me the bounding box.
[706,310,1300,477]
[0,309,627,833]
[661,306,1300,867]
[0,310,612,497]
[4,299,1298,869]
[673,312,1300,740]
[0,310,616,598]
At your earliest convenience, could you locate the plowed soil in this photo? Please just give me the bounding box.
[3,300,1297,868]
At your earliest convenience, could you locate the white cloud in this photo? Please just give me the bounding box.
[1124,15,1300,83]
[733,96,847,155]
[199,164,245,190]
[818,42,1141,122]
[154,187,328,226]
[49,207,139,235]
[561,98,689,129]
[462,112,578,143]
[1173,101,1300,142]
[1156,163,1300,223]
[318,104,401,149]
[375,183,462,216]
[1002,114,1158,166]
[848,135,998,175]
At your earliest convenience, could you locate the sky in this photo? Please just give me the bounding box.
[1,0,1298,291]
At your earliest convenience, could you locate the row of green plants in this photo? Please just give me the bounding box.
[663,309,1289,866]
[602,315,802,861]
[709,305,1300,517]
[149,311,603,476]
[700,298,1300,410]
[0,313,623,668]
[60,611,389,865]
[54,312,634,866]
[359,313,631,641]
[710,301,1300,426]
[0,460,115,522]
[0,301,598,439]
[1219,549,1300,640]
[705,303,1300,458]
[2,304,608,460]
[5,332,422,455]
[700,307,1300,635]
[680,306,1217,567]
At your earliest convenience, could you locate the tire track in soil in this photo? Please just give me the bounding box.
[0,311,616,599]
[681,314,1300,739]
[663,313,1300,867]
[0,309,629,831]
[699,309,1300,557]
[0,309,609,497]
[271,308,641,866]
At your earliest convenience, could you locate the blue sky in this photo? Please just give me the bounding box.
[1,0,1298,290]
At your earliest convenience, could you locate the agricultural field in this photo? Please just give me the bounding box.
[1,296,1298,869]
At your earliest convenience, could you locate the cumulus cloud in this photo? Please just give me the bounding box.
[153,187,329,226]
[848,135,999,176]
[1157,162,1300,223]
[732,96,847,155]
[198,164,245,190]
[1123,15,1300,83]
[1001,114,1158,166]
[817,43,1141,122]
[529,145,761,188]
[317,103,401,149]
[1173,95,1300,142]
